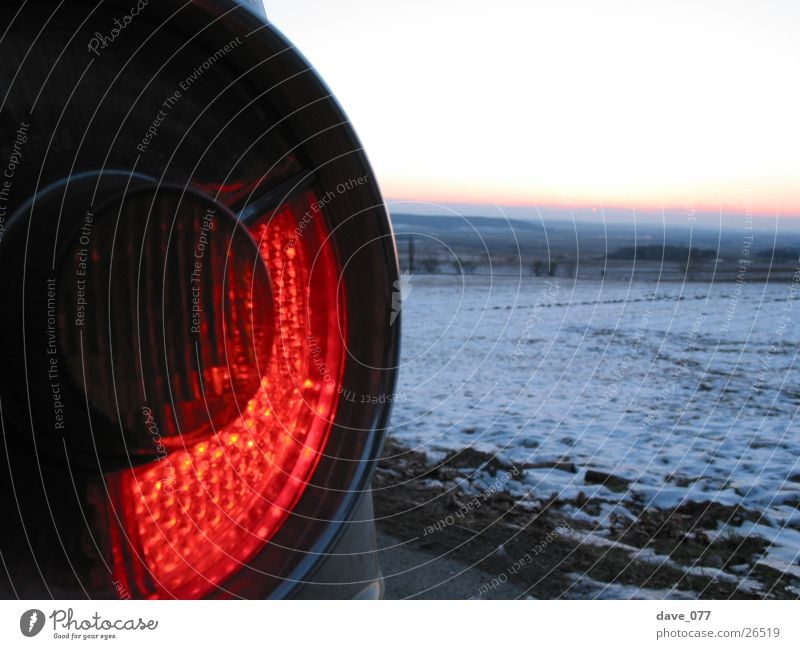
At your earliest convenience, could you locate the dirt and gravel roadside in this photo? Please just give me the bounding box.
[373,439,800,600]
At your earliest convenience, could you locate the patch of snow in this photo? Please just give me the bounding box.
[567,573,697,599]
[391,274,800,590]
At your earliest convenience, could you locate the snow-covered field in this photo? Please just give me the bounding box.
[390,272,800,584]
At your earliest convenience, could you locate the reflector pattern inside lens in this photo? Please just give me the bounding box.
[113,191,345,598]
[58,190,273,458]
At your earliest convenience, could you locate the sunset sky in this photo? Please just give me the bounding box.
[267,1,800,221]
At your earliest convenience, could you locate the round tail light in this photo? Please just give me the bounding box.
[0,0,399,599]
[114,189,347,598]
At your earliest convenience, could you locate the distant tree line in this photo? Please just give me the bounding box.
[755,247,799,262]
[607,245,717,262]
[401,251,576,277]
[531,259,560,277]
[396,235,574,277]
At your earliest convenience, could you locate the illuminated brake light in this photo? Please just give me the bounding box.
[106,191,346,599]
[58,189,274,456]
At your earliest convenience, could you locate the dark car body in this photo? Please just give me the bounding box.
[0,0,398,599]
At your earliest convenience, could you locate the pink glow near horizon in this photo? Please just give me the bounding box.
[267,1,800,218]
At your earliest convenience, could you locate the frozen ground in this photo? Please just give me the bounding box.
[387,272,800,592]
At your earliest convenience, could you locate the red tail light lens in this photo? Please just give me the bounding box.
[108,190,346,598]
[59,189,274,455]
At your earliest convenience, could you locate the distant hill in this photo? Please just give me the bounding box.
[391,213,544,233]
[389,212,800,281]
[607,245,718,262]
[755,247,799,262]
[390,212,784,259]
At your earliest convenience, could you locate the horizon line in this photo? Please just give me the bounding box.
[384,197,800,222]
